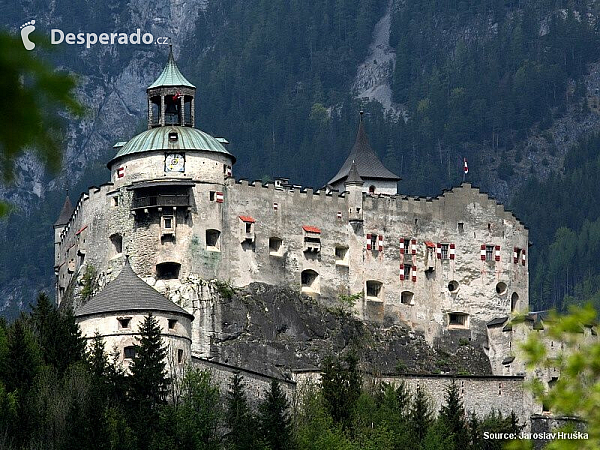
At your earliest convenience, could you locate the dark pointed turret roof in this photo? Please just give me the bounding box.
[147,46,195,90]
[54,195,74,227]
[345,160,363,185]
[328,115,400,186]
[75,259,193,319]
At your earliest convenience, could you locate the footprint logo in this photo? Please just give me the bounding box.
[20,20,36,50]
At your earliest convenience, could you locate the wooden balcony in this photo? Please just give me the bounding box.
[131,193,190,210]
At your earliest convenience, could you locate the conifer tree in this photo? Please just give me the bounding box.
[410,386,432,446]
[438,381,469,450]
[128,313,169,448]
[258,379,292,450]
[321,352,362,428]
[225,372,256,450]
[5,317,41,393]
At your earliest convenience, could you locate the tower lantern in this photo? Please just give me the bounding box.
[146,45,196,129]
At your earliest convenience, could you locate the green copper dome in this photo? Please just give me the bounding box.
[148,48,195,89]
[109,126,235,166]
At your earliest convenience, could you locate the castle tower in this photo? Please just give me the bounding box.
[147,45,196,129]
[75,257,194,373]
[328,112,400,195]
[345,161,364,223]
[54,194,73,299]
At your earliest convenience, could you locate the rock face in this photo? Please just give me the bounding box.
[169,281,493,378]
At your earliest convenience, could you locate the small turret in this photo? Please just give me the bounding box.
[328,111,400,195]
[345,161,363,223]
[147,45,196,129]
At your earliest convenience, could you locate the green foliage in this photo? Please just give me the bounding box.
[0,32,83,216]
[225,372,257,450]
[321,352,362,429]
[259,380,293,450]
[128,314,169,448]
[338,292,362,308]
[154,369,222,450]
[80,265,99,303]
[410,386,433,446]
[438,381,470,450]
[215,279,236,300]
[518,305,599,449]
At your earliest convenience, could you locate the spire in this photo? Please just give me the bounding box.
[328,112,400,187]
[345,160,363,185]
[147,45,195,89]
[54,194,73,227]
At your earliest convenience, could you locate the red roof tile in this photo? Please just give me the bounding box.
[302,225,321,233]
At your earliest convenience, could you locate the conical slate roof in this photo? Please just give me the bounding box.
[147,46,195,89]
[54,195,74,227]
[345,160,363,185]
[75,259,193,319]
[328,117,400,186]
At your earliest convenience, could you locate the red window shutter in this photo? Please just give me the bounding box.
[495,245,501,261]
[378,235,384,252]
[513,247,518,264]
[411,239,417,254]
[450,243,455,260]
[400,238,405,254]
[411,265,417,282]
[216,192,224,203]
[522,250,526,266]
[480,244,486,260]
[400,264,405,281]
[436,243,442,259]
[366,234,372,251]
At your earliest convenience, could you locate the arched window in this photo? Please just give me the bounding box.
[301,269,319,294]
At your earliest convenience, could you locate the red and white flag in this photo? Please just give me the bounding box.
[463,158,469,174]
[173,91,182,101]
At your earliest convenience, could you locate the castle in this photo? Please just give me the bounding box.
[53,49,580,427]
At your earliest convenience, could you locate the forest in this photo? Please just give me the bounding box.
[0,294,522,450]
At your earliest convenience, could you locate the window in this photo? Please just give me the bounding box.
[245,222,252,233]
[162,215,175,235]
[124,346,136,359]
[448,280,459,292]
[369,185,376,194]
[303,226,321,253]
[366,280,383,299]
[440,243,449,260]
[206,229,221,251]
[164,217,173,229]
[335,246,349,265]
[112,196,119,207]
[458,222,464,233]
[118,317,131,329]
[496,282,508,295]
[110,234,123,256]
[448,312,469,328]
[156,262,181,279]
[403,238,411,253]
[486,245,494,261]
[209,191,215,201]
[403,264,411,280]
[301,269,319,293]
[269,237,283,256]
[401,291,414,305]
[511,292,519,312]
[168,319,178,330]
[178,349,184,364]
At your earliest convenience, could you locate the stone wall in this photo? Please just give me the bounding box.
[55,144,529,351]
[191,356,296,402]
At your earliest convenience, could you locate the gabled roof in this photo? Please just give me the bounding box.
[75,259,193,320]
[54,195,74,227]
[328,116,400,186]
[345,160,363,185]
[147,46,195,90]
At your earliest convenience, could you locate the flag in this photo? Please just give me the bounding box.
[463,158,468,174]
[172,91,182,101]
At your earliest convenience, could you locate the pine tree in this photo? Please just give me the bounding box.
[128,313,169,447]
[438,381,469,450]
[410,386,432,446]
[31,292,86,375]
[225,372,256,450]
[258,380,292,450]
[321,352,362,428]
